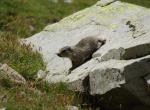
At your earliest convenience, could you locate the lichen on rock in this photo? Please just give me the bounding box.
[23,0,150,108]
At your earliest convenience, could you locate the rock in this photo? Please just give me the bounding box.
[51,0,58,3]
[0,95,7,103]
[97,0,117,7]
[65,55,150,106]
[46,74,66,83]
[64,0,73,4]
[22,0,150,107]
[145,74,150,85]
[51,0,72,4]
[90,56,150,106]
[0,108,6,110]
[29,25,35,32]
[23,1,150,83]
[66,105,78,110]
[0,64,26,85]
[36,70,47,80]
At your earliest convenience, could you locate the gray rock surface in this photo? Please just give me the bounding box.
[97,0,117,7]
[66,105,78,110]
[64,0,73,4]
[36,70,47,80]
[65,55,150,105]
[23,0,150,107]
[0,108,6,110]
[90,56,150,106]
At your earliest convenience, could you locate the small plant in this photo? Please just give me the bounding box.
[0,74,13,89]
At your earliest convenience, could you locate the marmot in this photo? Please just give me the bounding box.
[57,36,106,72]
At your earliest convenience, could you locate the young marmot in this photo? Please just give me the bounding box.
[57,36,106,72]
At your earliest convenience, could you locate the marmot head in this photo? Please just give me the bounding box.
[57,46,73,58]
[97,38,106,45]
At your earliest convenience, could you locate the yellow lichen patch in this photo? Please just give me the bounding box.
[44,1,149,32]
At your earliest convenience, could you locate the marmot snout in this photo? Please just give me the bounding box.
[57,36,106,73]
[57,46,73,58]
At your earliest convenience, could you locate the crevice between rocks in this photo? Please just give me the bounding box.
[96,0,118,7]
[73,87,150,110]
[76,55,150,109]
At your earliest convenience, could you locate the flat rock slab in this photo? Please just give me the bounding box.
[65,55,150,106]
[23,1,150,83]
[23,0,150,106]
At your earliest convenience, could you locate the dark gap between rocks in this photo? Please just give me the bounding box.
[73,87,150,110]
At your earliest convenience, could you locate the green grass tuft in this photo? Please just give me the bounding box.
[0,0,99,109]
[0,81,75,110]
[0,32,45,79]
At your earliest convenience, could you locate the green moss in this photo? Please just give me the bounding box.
[45,0,150,32]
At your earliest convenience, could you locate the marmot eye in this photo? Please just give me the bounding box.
[62,50,66,53]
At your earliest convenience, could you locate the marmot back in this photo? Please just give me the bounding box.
[57,36,106,73]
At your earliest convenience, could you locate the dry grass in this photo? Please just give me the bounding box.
[0,33,45,79]
[0,0,99,109]
[0,81,76,110]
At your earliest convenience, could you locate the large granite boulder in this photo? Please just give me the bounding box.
[23,0,150,107]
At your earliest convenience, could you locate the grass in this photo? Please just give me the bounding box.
[0,81,76,110]
[0,0,99,79]
[0,0,98,109]
[0,0,149,109]
[0,0,99,38]
[121,0,150,8]
[0,33,45,79]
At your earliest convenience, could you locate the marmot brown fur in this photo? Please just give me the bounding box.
[57,36,106,72]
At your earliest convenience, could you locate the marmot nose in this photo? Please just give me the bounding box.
[56,53,61,57]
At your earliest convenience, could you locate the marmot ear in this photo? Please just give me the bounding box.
[67,47,73,52]
[65,46,72,52]
[102,39,106,45]
[98,39,106,45]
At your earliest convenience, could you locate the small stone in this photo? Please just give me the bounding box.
[37,70,47,80]
[0,64,26,85]
[66,105,78,110]
[64,0,73,4]
[0,107,6,110]
[29,25,35,32]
